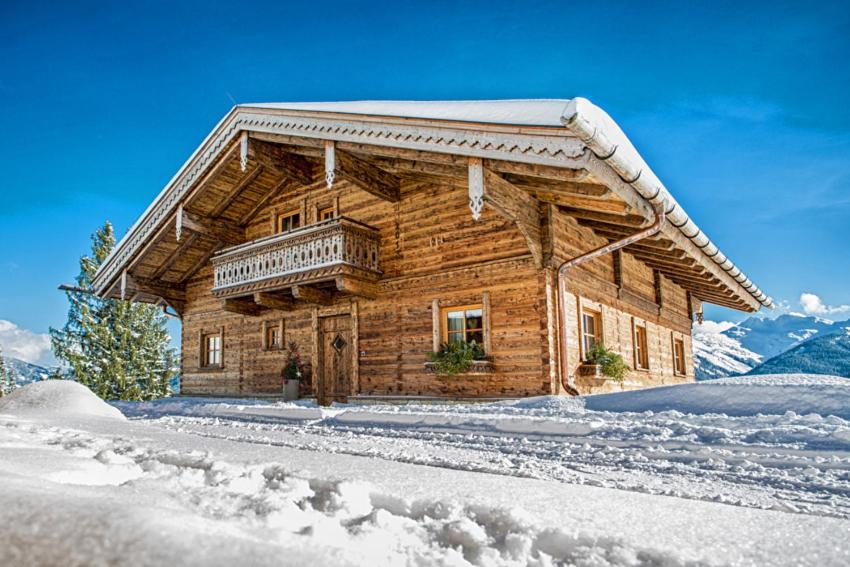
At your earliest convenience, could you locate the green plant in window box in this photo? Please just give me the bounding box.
[427,341,487,376]
[584,343,627,383]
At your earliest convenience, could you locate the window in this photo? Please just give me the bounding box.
[581,309,602,360]
[441,305,484,346]
[634,323,649,370]
[203,333,222,367]
[318,206,335,221]
[267,326,281,349]
[673,337,686,375]
[277,211,301,233]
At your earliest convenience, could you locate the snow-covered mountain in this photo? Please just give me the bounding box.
[748,327,850,377]
[5,357,51,385]
[694,314,850,380]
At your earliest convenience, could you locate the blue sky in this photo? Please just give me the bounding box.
[1,1,849,365]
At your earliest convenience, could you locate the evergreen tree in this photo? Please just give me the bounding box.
[50,222,177,401]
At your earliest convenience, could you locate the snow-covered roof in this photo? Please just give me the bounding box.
[241,100,573,127]
[92,97,772,311]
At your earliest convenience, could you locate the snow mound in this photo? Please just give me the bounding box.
[585,373,850,419]
[0,381,125,420]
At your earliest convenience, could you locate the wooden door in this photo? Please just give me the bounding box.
[318,315,352,405]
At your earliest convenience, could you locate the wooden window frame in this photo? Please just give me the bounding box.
[263,319,286,350]
[317,205,336,222]
[199,327,224,369]
[440,303,485,347]
[431,293,491,354]
[276,210,301,233]
[672,335,686,376]
[263,320,284,351]
[579,307,603,361]
[633,320,649,371]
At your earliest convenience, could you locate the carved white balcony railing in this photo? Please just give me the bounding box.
[211,217,381,296]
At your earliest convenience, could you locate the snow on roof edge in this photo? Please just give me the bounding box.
[239,99,573,127]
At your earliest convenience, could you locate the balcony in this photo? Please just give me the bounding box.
[211,217,381,301]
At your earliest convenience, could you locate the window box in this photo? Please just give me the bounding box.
[424,359,494,375]
[576,363,607,386]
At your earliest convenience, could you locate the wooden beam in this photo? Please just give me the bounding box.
[254,291,296,311]
[560,206,646,226]
[180,209,244,246]
[222,297,266,316]
[125,275,186,305]
[250,139,314,185]
[239,177,294,226]
[184,141,240,209]
[333,149,401,202]
[178,243,221,283]
[482,167,544,268]
[291,284,334,305]
[334,275,378,299]
[151,233,197,280]
[503,174,609,197]
[210,164,264,217]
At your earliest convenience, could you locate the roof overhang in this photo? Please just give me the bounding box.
[91,99,771,313]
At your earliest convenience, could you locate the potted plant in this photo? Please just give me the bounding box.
[426,340,489,376]
[281,341,305,400]
[580,343,627,383]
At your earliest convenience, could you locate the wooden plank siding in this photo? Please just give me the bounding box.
[180,174,695,398]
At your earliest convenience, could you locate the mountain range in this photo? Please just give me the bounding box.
[5,357,52,385]
[694,314,850,379]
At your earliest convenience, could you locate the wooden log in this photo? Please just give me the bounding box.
[334,276,378,299]
[292,284,334,305]
[254,291,296,311]
[222,297,266,316]
[239,177,295,226]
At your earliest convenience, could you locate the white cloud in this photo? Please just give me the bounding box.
[693,320,737,335]
[799,293,850,316]
[0,320,55,366]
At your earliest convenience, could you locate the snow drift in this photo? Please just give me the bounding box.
[0,380,125,420]
[585,373,850,418]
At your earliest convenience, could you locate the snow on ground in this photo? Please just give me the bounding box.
[2,377,850,566]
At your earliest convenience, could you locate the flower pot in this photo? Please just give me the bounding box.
[283,379,300,401]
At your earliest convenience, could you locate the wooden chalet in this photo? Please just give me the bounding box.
[91,99,772,403]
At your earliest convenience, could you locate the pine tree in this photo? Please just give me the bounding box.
[50,222,177,401]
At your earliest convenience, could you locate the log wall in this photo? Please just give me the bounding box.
[181,179,694,398]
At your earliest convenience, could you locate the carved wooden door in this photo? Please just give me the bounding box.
[318,315,352,406]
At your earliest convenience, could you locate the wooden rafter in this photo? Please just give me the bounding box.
[210,164,264,217]
[239,177,294,226]
[178,243,221,283]
[330,148,401,202]
[180,209,243,246]
[250,138,314,185]
[151,233,198,280]
[481,167,544,268]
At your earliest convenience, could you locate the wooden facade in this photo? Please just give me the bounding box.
[92,100,770,402]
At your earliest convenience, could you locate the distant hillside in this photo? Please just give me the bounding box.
[6,357,51,385]
[748,328,850,378]
[693,329,762,380]
[694,314,850,380]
